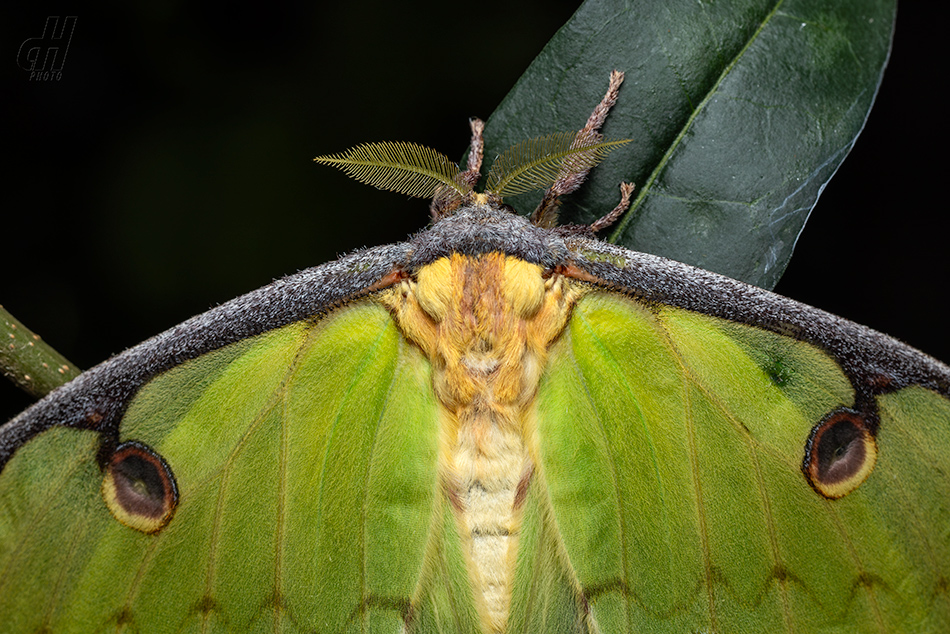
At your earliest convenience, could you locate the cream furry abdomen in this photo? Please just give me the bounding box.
[381,250,583,633]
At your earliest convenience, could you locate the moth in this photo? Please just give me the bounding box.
[1,71,947,634]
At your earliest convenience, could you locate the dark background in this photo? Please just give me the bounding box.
[2,3,945,422]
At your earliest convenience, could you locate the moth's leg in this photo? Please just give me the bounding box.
[531,70,625,228]
[431,118,485,220]
[590,181,635,232]
[460,118,485,187]
[576,69,625,146]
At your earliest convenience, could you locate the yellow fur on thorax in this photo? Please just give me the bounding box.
[379,252,582,633]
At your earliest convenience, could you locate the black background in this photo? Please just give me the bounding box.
[2,2,945,423]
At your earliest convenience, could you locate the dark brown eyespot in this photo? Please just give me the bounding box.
[101,441,178,533]
[802,409,877,499]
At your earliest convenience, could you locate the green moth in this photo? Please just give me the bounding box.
[1,71,948,634]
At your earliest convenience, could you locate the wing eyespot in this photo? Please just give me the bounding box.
[101,441,178,533]
[802,409,878,499]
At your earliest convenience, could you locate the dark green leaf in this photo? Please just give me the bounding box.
[482,0,896,289]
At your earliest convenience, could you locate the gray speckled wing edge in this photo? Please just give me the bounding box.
[562,235,950,400]
[2,205,947,469]
[0,242,411,467]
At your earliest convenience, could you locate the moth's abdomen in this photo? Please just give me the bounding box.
[380,252,582,633]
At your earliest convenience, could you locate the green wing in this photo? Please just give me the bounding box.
[520,290,950,632]
[2,249,949,634]
[0,300,478,633]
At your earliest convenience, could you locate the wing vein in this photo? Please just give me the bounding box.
[661,315,795,631]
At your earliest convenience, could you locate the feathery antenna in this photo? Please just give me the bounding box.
[314,142,470,200]
[314,71,632,230]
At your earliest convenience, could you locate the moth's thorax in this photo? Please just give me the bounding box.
[379,252,583,633]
